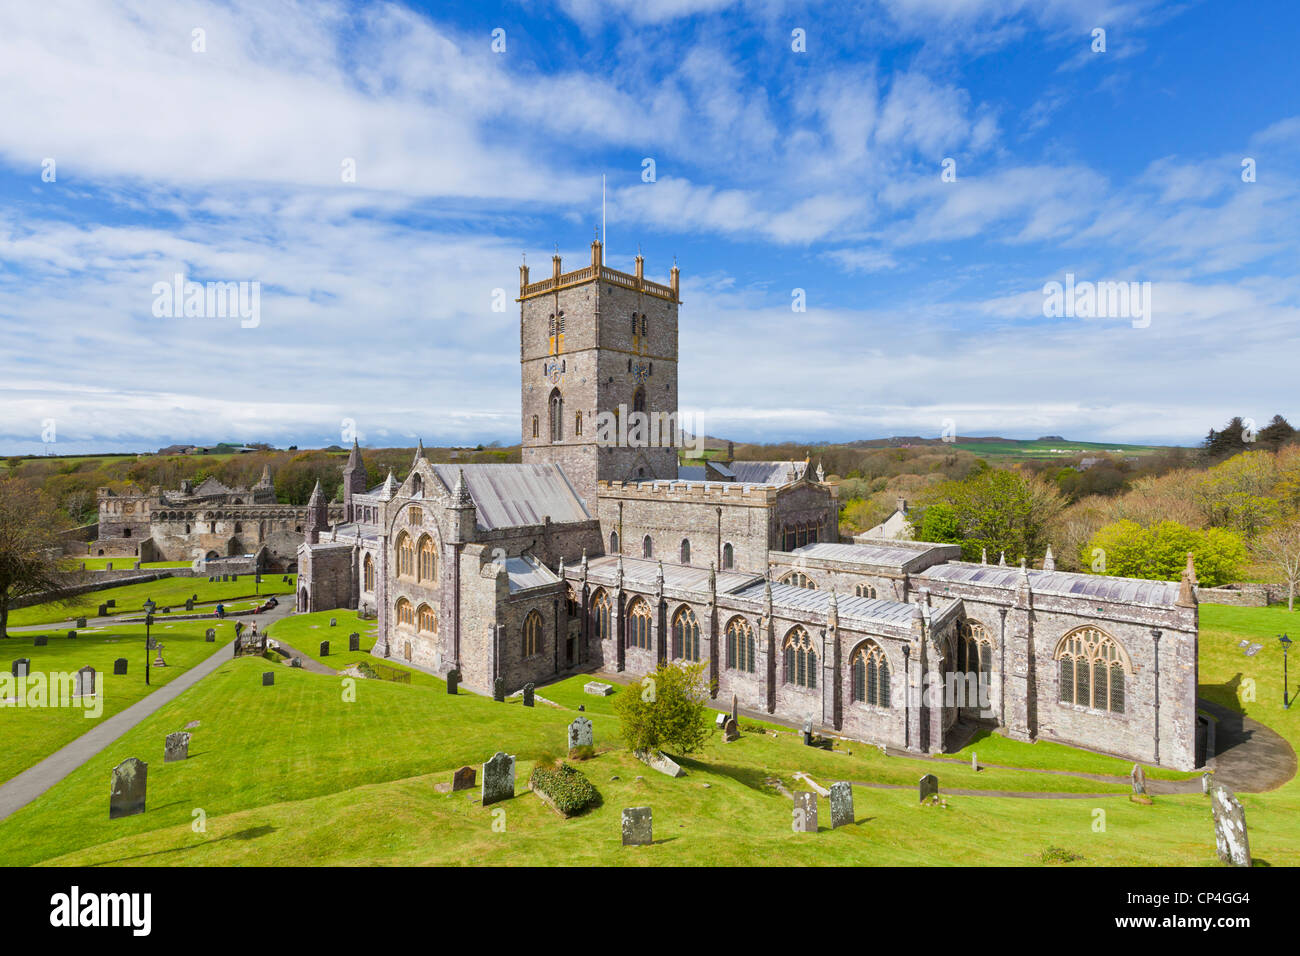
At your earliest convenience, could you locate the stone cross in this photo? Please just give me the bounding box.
[164,731,191,762]
[919,773,939,802]
[481,751,516,806]
[1210,786,1251,867]
[109,757,147,819]
[568,717,594,751]
[829,781,854,829]
[622,807,653,846]
[792,791,817,832]
[1130,764,1147,796]
[522,682,535,707]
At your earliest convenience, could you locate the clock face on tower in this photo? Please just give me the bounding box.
[631,361,651,384]
[544,358,565,384]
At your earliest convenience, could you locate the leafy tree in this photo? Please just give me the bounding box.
[1252,517,1300,612]
[1195,451,1278,537]
[614,660,713,756]
[0,480,71,638]
[929,469,1066,563]
[917,503,960,544]
[1082,519,1246,587]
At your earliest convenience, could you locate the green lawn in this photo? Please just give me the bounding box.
[1,601,1296,867]
[61,559,192,572]
[9,575,297,628]
[0,621,234,784]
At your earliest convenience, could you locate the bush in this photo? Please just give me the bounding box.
[613,660,713,756]
[1083,519,1246,586]
[529,762,599,816]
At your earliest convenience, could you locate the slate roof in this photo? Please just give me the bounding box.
[505,554,560,593]
[918,563,1180,607]
[788,541,954,570]
[430,463,591,531]
[675,460,804,486]
[728,580,930,627]
[582,555,760,594]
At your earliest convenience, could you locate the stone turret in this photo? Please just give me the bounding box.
[305,480,329,544]
[449,468,476,544]
[252,464,275,503]
[1043,545,1056,571]
[1177,551,1199,608]
[342,439,367,522]
[412,438,425,467]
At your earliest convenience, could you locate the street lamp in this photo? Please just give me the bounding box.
[1281,633,1293,709]
[143,599,156,686]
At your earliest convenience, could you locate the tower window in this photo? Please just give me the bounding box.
[640,314,647,336]
[575,411,582,436]
[531,415,539,439]
[642,535,653,559]
[549,388,563,442]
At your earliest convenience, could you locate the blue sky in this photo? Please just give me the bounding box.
[1,0,1297,454]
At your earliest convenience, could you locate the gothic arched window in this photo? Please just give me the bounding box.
[672,606,700,661]
[417,535,437,583]
[1057,627,1127,713]
[592,589,611,642]
[680,539,691,565]
[722,542,734,570]
[626,598,652,650]
[642,535,653,559]
[523,609,543,658]
[417,604,437,633]
[532,415,539,439]
[783,627,817,688]
[725,616,755,673]
[854,582,876,598]
[549,388,563,442]
[363,553,374,592]
[609,531,619,553]
[851,642,890,707]
[395,597,414,628]
[395,533,414,578]
[781,571,817,590]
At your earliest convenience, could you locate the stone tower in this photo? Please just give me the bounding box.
[518,239,681,512]
[305,479,328,544]
[342,439,367,522]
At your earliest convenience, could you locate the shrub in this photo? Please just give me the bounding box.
[529,762,599,816]
[1082,519,1246,586]
[613,660,712,756]
[1039,846,1084,864]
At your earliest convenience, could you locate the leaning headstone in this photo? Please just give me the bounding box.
[584,681,614,696]
[11,658,30,678]
[722,717,740,742]
[1211,786,1251,867]
[801,721,813,747]
[262,672,274,686]
[348,632,360,652]
[34,635,48,647]
[919,773,939,802]
[635,749,684,778]
[446,668,460,694]
[164,732,191,762]
[105,562,113,571]
[493,677,505,702]
[731,692,738,724]
[568,717,594,751]
[829,781,854,829]
[319,641,329,657]
[109,757,147,819]
[622,807,653,846]
[74,666,96,698]
[205,628,216,642]
[452,766,476,791]
[113,658,128,675]
[522,683,535,707]
[1130,764,1147,796]
[792,791,818,832]
[481,751,516,806]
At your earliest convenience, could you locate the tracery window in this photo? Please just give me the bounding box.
[958,620,994,683]
[417,604,437,633]
[395,533,414,577]
[725,616,755,673]
[781,571,817,590]
[417,535,437,583]
[854,583,876,598]
[1056,627,1127,714]
[592,590,610,642]
[626,598,653,650]
[672,606,700,661]
[523,610,543,658]
[783,627,817,689]
[850,642,890,707]
[363,553,374,592]
[395,597,414,628]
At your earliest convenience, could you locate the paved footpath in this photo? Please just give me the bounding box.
[0,602,296,823]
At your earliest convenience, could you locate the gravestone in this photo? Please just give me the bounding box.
[164,731,191,762]
[109,757,147,819]
[621,807,653,846]
[185,598,194,612]
[568,717,594,751]
[208,576,214,582]
[113,658,128,675]
[319,641,329,657]
[522,683,535,707]
[584,681,614,696]
[146,636,157,650]
[493,677,505,702]
[1211,786,1251,867]
[731,692,738,724]
[291,658,302,668]
[792,791,818,832]
[481,751,516,806]
[12,658,29,678]
[66,631,76,640]
[635,750,684,778]
[919,773,939,802]
[74,666,96,698]
[1130,764,1147,796]
[972,752,978,772]
[446,668,460,694]
[1202,772,1212,794]
[98,604,108,617]
[105,599,115,608]
[231,574,238,582]
[829,781,854,829]
[76,618,86,628]
[205,628,216,642]
[452,766,476,791]
[34,635,48,647]
[715,712,727,728]
[329,618,337,627]
[262,672,274,686]
[722,717,740,743]
[801,721,813,747]
[348,632,360,652]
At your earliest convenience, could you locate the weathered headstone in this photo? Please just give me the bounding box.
[146,636,157,650]
[1130,764,1147,796]
[792,791,818,832]
[635,749,684,778]
[34,635,48,647]
[66,630,76,640]
[109,757,147,819]
[329,617,337,627]
[919,773,939,802]
[74,666,96,698]
[446,668,460,694]
[348,632,360,652]
[76,618,86,628]
[731,692,738,724]
[452,766,476,791]
[493,677,505,702]
[12,658,30,678]
[291,657,302,668]
[829,781,854,828]
[584,681,614,696]
[568,717,594,751]
[722,716,740,742]
[319,641,329,657]
[1202,772,1212,794]
[105,562,113,571]
[972,752,978,772]
[164,731,191,762]
[262,671,274,686]
[105,599,115,608]
[98,604,108,617]
[231,574,238,582]
[801,721,813,747]
[715,712,727,728]
[481,751,516,806]
[185,598,194,612]
[205,628,216,642]
[522,682,535,707]
[113,658,128,675]
[622,806,653,846]
[1211,786,1251,867]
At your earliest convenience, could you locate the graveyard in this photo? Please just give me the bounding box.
[0,601,1292,867]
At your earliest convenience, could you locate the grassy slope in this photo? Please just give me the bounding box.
[3,602,1296,867]
[9,575,297,627]
[0,621,233,783]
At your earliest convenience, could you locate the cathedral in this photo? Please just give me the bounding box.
[298,241,1202,771]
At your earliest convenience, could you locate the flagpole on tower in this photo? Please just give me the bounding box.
[602,174,606,249]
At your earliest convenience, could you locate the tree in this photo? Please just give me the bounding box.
[930,469,1066,563]
[1253,517,1300,612]
[614,660,713,756]
[917,503,961,544]
[1194,451,1278,537]
[0,480,71,638]
[1083,519,1246,587]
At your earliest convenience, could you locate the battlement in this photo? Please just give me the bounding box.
[517,240,680,304]
[597,478,778,505]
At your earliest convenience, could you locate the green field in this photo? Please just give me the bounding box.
[0,621,234,784]
[0,601,1293,867]
[9,575,297,628]
[953,438,1172,463]
[264,610,437,685]
[62,558,192,572]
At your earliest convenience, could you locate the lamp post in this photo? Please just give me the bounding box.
[143,599,156,686]
[1281,634,1293,709]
